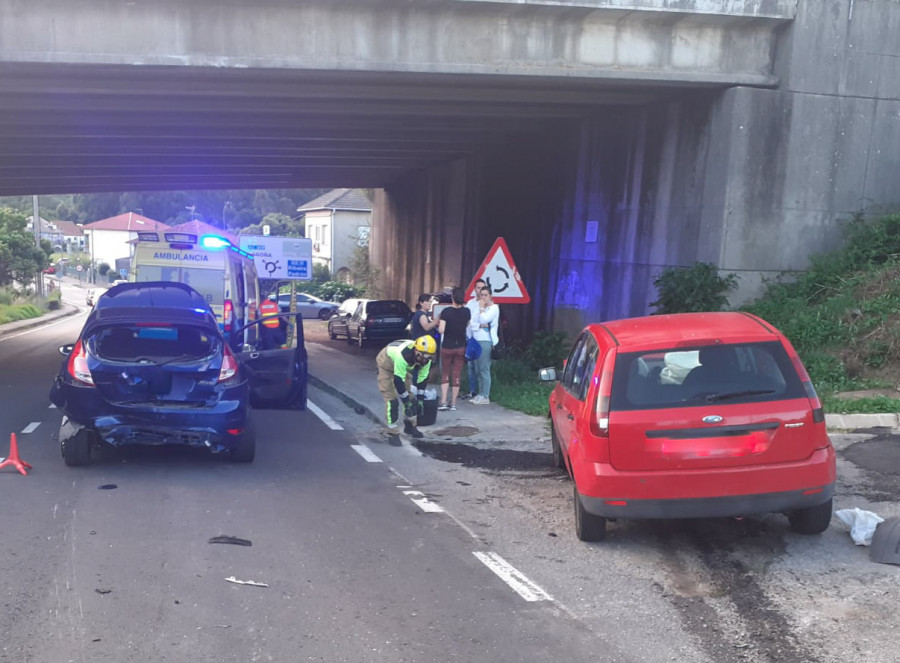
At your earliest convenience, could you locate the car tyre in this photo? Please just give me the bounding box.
[230,415,256,463]
[574,482,607,542]
[62,429,93,467]
[318,309,331,321]
[787,498,832,535]
[551,423,567,471]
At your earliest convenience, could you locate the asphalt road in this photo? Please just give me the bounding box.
[2,282,899,663]
[0,290,609,663]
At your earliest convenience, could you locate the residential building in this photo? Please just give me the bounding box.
[83,212,168,269]
[26,216,86,253]
[297,189,371,283]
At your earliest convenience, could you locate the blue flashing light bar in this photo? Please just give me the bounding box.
[200,235,232,250]
[136,232,160,242]
[200,234,253,260]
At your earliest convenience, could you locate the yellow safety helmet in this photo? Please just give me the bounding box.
[413,335,437,357]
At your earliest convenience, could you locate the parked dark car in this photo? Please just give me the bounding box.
[329,299,412,347]
[540,312,836,542]
[327,298,363,341]
[49,281,308,467]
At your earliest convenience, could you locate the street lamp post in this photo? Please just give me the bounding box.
[32,195,44,296]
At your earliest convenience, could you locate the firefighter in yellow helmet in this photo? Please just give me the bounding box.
[375,335,437,444]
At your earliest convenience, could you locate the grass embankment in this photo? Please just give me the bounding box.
[0,287,58,325]
[743,214,900,413]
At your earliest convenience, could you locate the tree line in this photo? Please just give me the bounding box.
[0,188,331,230]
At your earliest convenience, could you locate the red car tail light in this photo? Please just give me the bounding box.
[589,351,615,438]
[786,343,825,423]
[223,299,234,333]
[217,345,239,383]
[67,339,94,385]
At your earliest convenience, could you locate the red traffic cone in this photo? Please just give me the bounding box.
[0,433,32,476]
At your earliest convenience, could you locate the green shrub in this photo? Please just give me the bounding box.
[523,330,569,370]
[47,290,62,310]
[650,262,738,314]
[97,262,111,276]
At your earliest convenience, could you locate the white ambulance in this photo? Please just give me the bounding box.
[129,231,260,348]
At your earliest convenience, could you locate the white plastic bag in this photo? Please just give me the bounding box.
[835,508,884,546]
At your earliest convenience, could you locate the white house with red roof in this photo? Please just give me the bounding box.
[297,189,372,282]
[83,212,168,268]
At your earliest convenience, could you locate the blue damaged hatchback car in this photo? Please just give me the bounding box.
[49,281,300,466]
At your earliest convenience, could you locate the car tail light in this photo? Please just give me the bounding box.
[67,339,94,385]
[589,351,615,437]
[223,299,233,333]
[786,343,825,423]
[365,317,374,327]
[217,345,239,383]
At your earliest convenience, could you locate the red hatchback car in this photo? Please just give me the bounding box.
[542,312,836,542]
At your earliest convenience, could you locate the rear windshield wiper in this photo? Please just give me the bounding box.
[134,354,205,367]
[705,389,776,402]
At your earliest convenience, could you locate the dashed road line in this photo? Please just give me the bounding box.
[351,444,382,463]
[307,400,343,430]
[22,422,40,434]
[473,551,553,602]
[402,489,444,513]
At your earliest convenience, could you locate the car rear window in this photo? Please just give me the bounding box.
[367,301,409,316]
[90,324,217,361]
[134,265,221,309]
[610,341,806,410]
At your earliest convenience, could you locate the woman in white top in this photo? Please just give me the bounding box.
[468,286,500,405]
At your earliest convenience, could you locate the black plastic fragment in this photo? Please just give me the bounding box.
[208,535,252,547]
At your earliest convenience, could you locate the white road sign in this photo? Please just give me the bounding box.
[239,235,313,280]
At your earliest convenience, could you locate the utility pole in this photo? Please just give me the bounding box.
[32,195,44,297]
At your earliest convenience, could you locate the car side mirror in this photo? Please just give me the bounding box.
[59,343,75,356]
[538,367,557,382]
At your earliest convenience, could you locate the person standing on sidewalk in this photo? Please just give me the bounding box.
[436,287,471,411]
[409,293,438,340]
[468,286,500,405]
[461,278,486,400]
[375,335,437,444]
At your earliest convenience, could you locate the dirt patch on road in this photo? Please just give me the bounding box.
[839,433,900,501]
[415,440,554,474]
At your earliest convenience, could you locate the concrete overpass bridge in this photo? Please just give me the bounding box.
[1,0,898,339]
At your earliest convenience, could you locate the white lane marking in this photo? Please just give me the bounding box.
[307,400,343,430]
[22,422,40,434]
[351,444,382,463]
[402,490,444,513]
[0,312,84,342]
[473,551,553,602]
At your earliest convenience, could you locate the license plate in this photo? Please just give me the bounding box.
[383,317,403,323]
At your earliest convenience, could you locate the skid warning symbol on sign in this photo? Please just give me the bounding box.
[466,237,530,304]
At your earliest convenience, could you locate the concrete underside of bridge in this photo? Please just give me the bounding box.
[1,0,899,339]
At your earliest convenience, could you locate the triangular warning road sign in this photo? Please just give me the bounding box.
[465,237,530,304]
